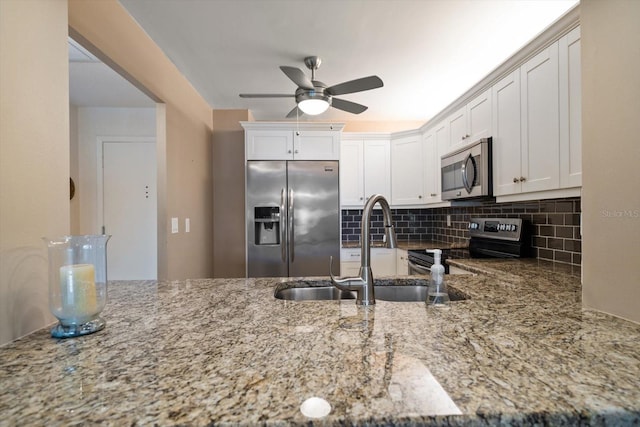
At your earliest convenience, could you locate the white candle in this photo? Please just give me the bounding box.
[59,264,97,319]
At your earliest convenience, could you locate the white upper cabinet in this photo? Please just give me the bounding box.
[293,130,340,160]
[447,106,467,152]
[492,69,523,196]
[520,42,560,193]
[391,133,425,206]
[423,124,448,205]
[467,89,493,142]
[446,89,492,153]
[559,26,582,188]
[364,139,392,202]
[491,26,581,200]
[340,135,391,207]
[340,139,365,206]
[246,129,294,160]
[243,123,343,161]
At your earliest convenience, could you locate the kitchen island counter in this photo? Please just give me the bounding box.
[1,260,639,426]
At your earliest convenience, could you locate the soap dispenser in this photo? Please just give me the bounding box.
[426,249,450,306]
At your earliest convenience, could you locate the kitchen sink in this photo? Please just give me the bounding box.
[274,283,468,302]
[274,286,356,301]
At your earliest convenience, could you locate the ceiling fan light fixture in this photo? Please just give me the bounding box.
[297,92,331,115]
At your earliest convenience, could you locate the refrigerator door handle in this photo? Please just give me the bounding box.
[280,188,286,263]
[288,188,294,263]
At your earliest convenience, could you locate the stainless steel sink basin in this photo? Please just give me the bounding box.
[274,283,468,302]
[274,286,356,301]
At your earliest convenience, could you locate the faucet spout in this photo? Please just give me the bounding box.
[329,194,396,305]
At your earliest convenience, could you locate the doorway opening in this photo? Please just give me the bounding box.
[69,36,160,280]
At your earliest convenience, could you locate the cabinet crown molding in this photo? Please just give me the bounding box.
[240,121,345,132]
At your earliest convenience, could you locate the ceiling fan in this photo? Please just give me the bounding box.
[239,56,383,118]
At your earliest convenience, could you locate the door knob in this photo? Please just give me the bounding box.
[513,177,520,183]
[520,176,526,182]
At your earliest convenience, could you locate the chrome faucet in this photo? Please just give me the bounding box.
[330,194,397,305]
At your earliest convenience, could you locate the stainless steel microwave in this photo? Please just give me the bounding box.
[441,137,492,201]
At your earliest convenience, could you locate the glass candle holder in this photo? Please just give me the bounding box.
[43,235,111,338]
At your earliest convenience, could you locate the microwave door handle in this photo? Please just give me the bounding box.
[461,153,475,194]
[408,260,431,275]
[280,188,286,262]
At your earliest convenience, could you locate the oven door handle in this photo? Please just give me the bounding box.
[408,260,431,275]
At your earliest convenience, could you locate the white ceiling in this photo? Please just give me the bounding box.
[79,0,578,121]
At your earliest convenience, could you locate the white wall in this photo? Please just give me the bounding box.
[0,0,70,345]
[75,107,155,234]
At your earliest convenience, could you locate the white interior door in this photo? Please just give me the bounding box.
[100,139,157,280]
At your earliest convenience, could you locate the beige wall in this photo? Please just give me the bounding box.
[0,0,70,344]
[70,105,80,234]
[582,0,640,323]
[212,110,252,278]
[68,0,214,280]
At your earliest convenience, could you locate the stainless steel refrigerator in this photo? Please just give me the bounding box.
[246,160,340,277]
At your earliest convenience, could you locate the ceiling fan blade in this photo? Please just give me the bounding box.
[286,106,303,119]
[326,75,383,96]
[239,93,294,98]
[331,98,368,114]
[280,66,314,90]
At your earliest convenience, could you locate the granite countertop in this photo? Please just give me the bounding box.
[1,259,639,426]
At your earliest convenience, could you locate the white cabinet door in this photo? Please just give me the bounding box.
[340,137,391,207]
[340,248,396,277]
[467,89,492,142]
[294,131,340,160]
[341,248,361,276]
[391,134,424,206]
[363,139,391,202]
[520,42,560,193]
[492,69,522,196]
[371,248,397,276]
[423,130,442,204]
[559,26,582,188]
[447,105,468,152]
[340,140,365,206]
[396,249,408,276]
[246,130,294,160]
[446,89,492,154]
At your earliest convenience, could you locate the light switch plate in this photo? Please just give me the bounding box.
[185,218,190,233]
[171,217,179,233]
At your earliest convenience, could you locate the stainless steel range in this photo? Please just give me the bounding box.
[407,218,531,274]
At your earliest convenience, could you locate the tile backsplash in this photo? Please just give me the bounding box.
[341,197,582,266]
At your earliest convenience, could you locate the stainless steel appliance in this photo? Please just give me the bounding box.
[246,160,340,277]
[407,248,467,275]
[468,217,531,258]
[441,137,492,201]
[407,217,530,274]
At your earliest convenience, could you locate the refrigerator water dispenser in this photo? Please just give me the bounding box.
[254,207,280,245]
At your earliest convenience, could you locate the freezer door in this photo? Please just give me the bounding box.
[247,161,288,277]
[287,161,340,277]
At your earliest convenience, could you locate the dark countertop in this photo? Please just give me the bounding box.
[1,259,639,425]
